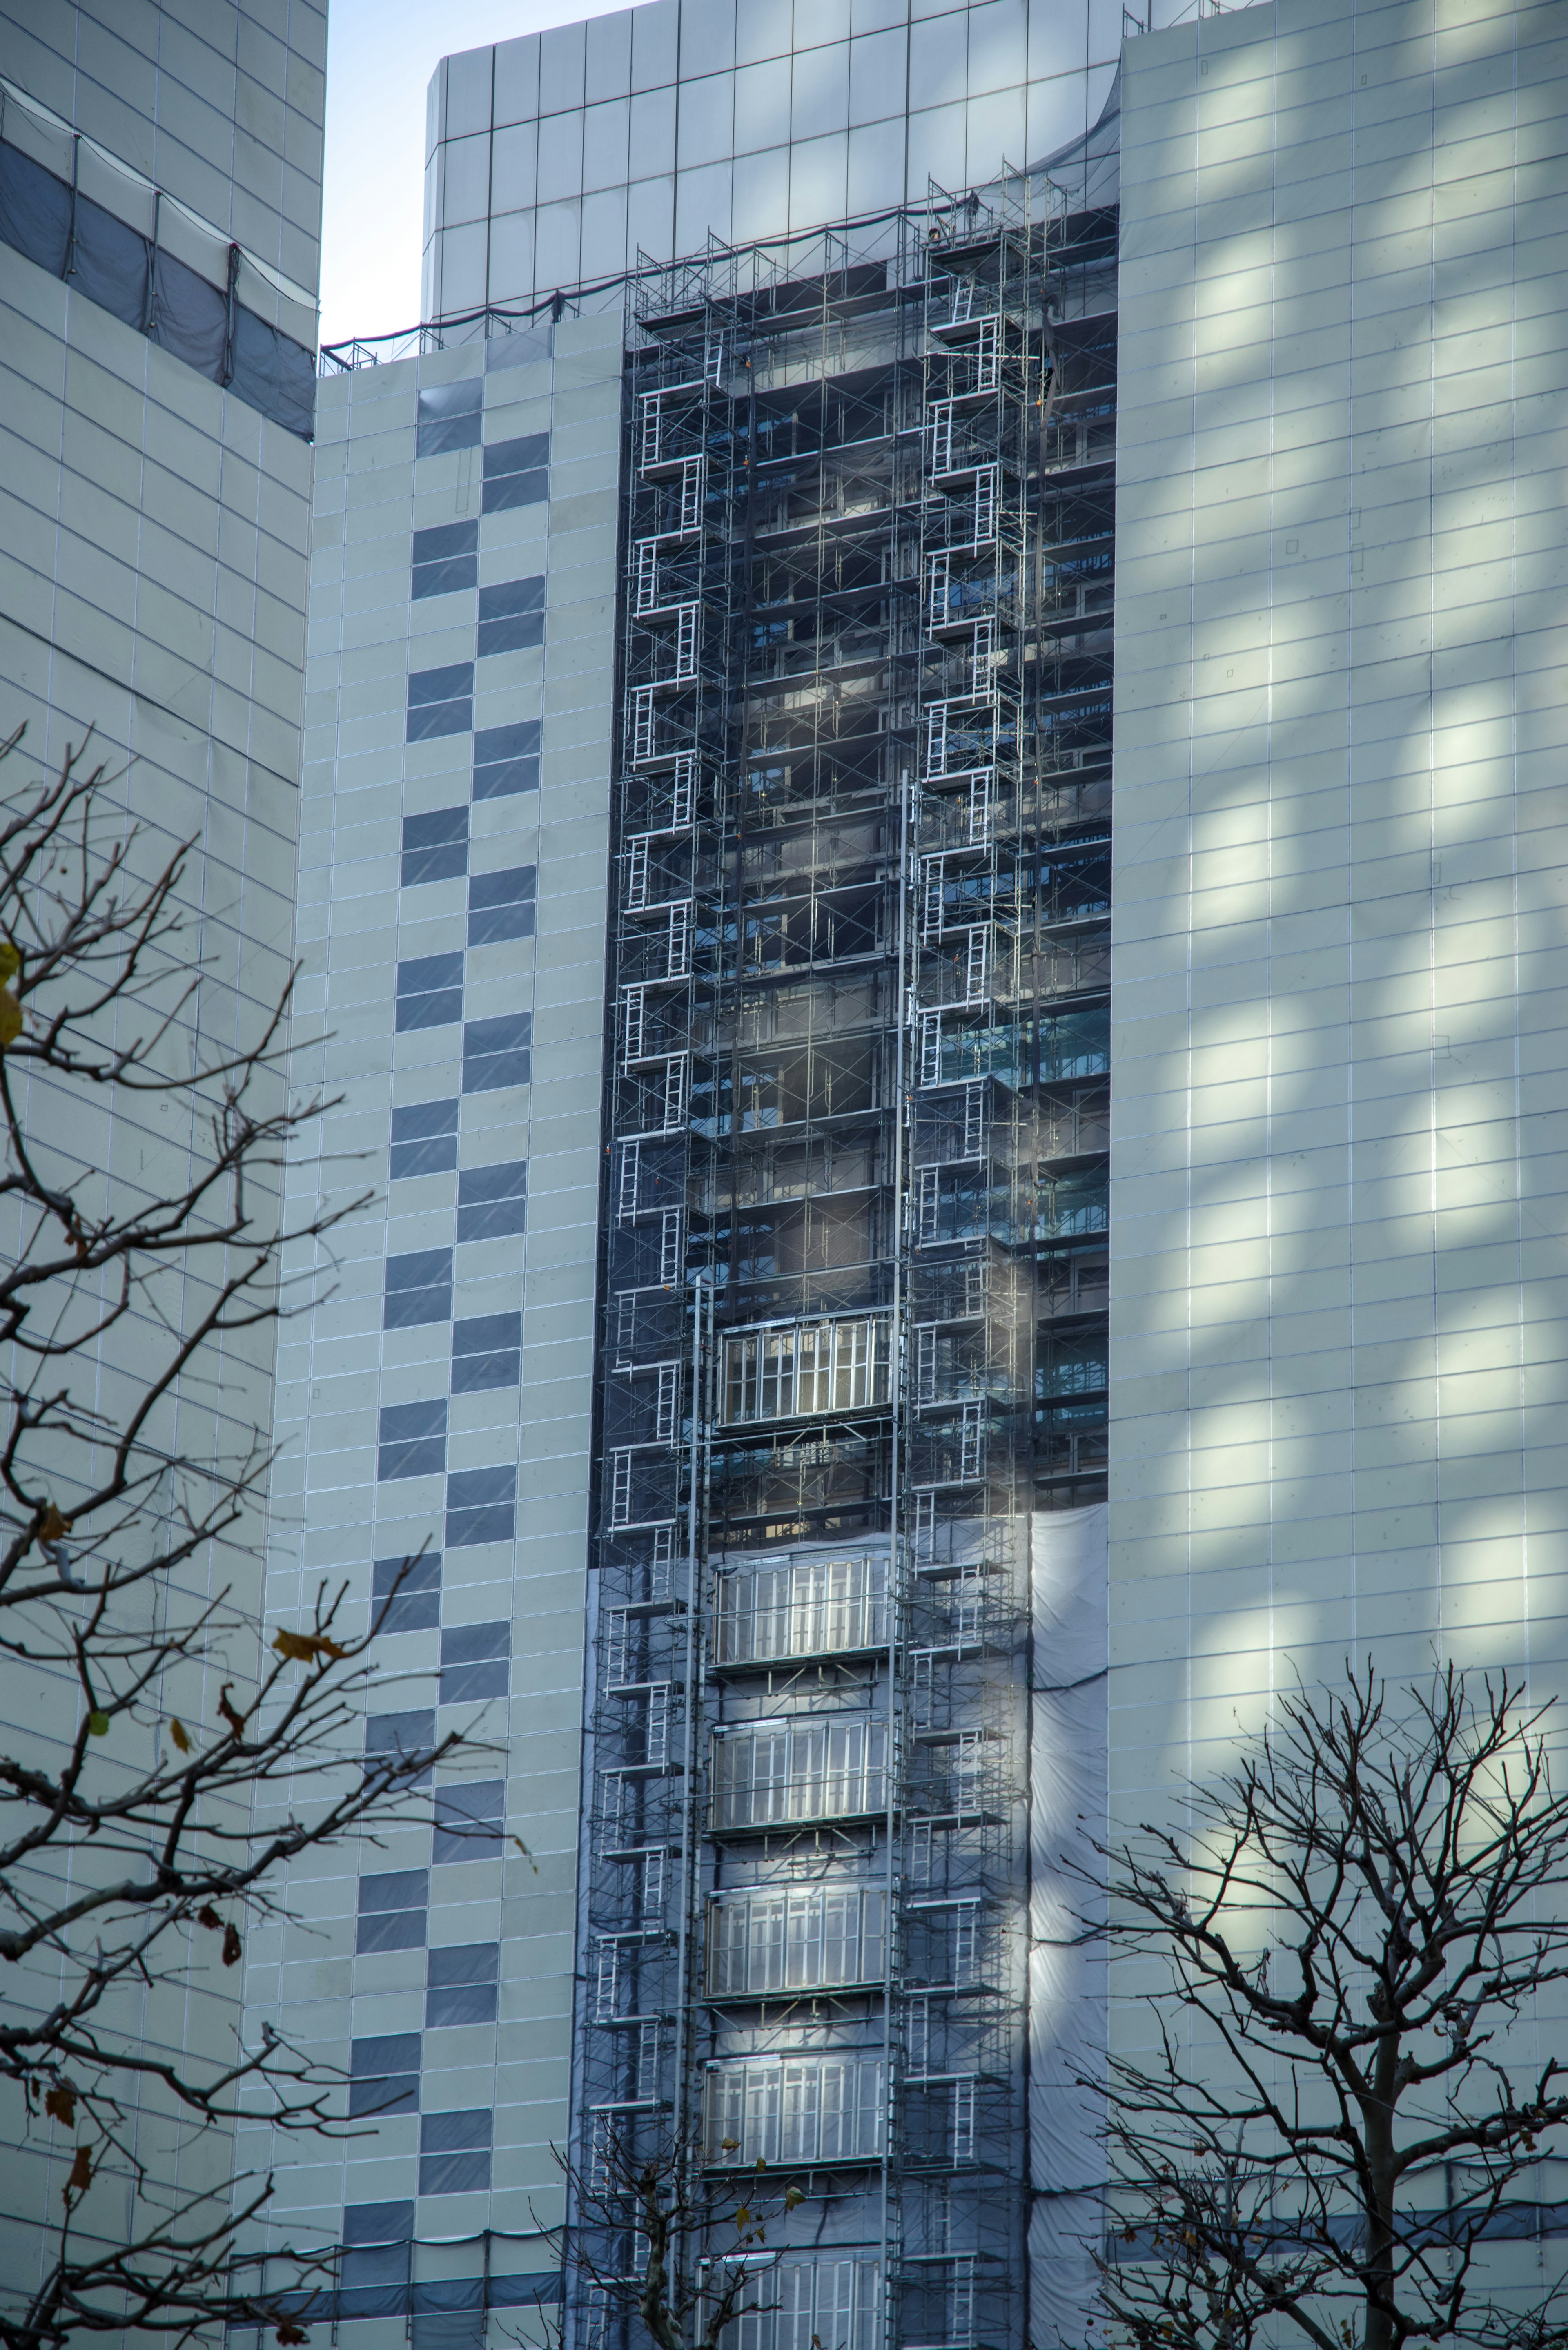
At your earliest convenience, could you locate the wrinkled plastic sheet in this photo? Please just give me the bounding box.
[280,2271,559,2325]
[1029,1502,1108,2348]
[0,136,314,439]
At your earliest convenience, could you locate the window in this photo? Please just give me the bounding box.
[407,663,474,742]
[477,575,544,658]
[417,377,481,458]
[714,1554,888,1666]
[419,2107,492,2196]
[468,864,536,946]
[702,2056,884,2166]
[446,1465,516,1550]
[452,1312,521,1392]
[710,1716,888,1830]
[412,520,478,600]
[1038,1169,1109,1240]
[434,1779,505,1864]
[462,1012,531,1094]
[356,1868,428,1954]
[401,807,468,887]
[721,1318,891,1425]
[426,1942,499,2029]
[391,1098,458,1182]
[440,1620,510,1706]
[482,430,548,513]
[473,719,540,800]
[706,1884,886,1996]
[373,1552,441,1636]
[383,1251,453,1331]
[340,2203,414,2310]
[731,2256,882,2350]
[377,1398,448,1480]
[365,1709,435,1789]
[457,1159,527,1244]
[349,2031,421,2117]
[396,953,464,1032]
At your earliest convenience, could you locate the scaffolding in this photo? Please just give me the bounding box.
[574,169,1116,2350]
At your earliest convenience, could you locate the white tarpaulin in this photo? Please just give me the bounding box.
[1028,1502,1108,2346]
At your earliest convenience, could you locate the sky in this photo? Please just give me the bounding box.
[319,0,636,351]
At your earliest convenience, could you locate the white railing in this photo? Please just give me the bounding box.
[706,1882,886,1994]
[702,2054,885,2165]
[711,1715,888,1829]
[725,2256,881,2350]
[713,1552,888,1664]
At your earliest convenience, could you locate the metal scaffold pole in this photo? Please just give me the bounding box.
[570,166,1115,2350]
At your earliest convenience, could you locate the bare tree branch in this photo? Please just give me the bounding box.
[0,734,492,2350]
[1080,1661,1568,2350]
[548,2125,804,2350]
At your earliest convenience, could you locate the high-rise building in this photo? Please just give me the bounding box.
[0,0,325,2316]
[243,0,1568,2344]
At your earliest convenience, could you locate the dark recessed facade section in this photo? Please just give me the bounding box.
[412,520,479,600]
[481,431,548,513]
[407,663,474,741]
[456,1159,527,1245]
[401,806,468,887]
[419,2106,492,2197]
[452,1312,521,1391]
[416,378,481,458]
[390,1098,459,1182]
[434,1779,506,1864]
[477,575,544,658]
[395,952,464,1032]
[439,1621,510,1706]
[377,1396,448,1478]
[473,720,540,800]
[426,1941,499,2029]
[468,864,536,946]
[372,1551,441,1636]
[445,1464,515,1550]
[461,1012,530,1093]
[365,1708,435,1790]
[383,1251,453,1332]
[356,1868,428,1954]
[349,2032,422,2117]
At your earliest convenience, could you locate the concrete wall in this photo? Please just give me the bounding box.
[1109,0,1568,1888]
[239,316,620,2294]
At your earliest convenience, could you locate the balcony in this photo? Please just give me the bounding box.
[713,1551,889,1666]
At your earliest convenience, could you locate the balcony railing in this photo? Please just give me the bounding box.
[706,1883,886,1995]
[710,1716,888,1829]
[702,2054,885,2164]
[713,1552,888,1664]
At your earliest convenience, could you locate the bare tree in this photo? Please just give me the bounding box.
[0,733,482,2348]
[554,2125,808,2350]
[1087,1662,1568,2350]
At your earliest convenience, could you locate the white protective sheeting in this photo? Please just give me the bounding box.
[1028,1503,1108,2346]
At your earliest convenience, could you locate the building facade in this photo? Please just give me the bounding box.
[244,0,1568,2345]
[246,2,1123,2343]
[0,0,324,2318]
